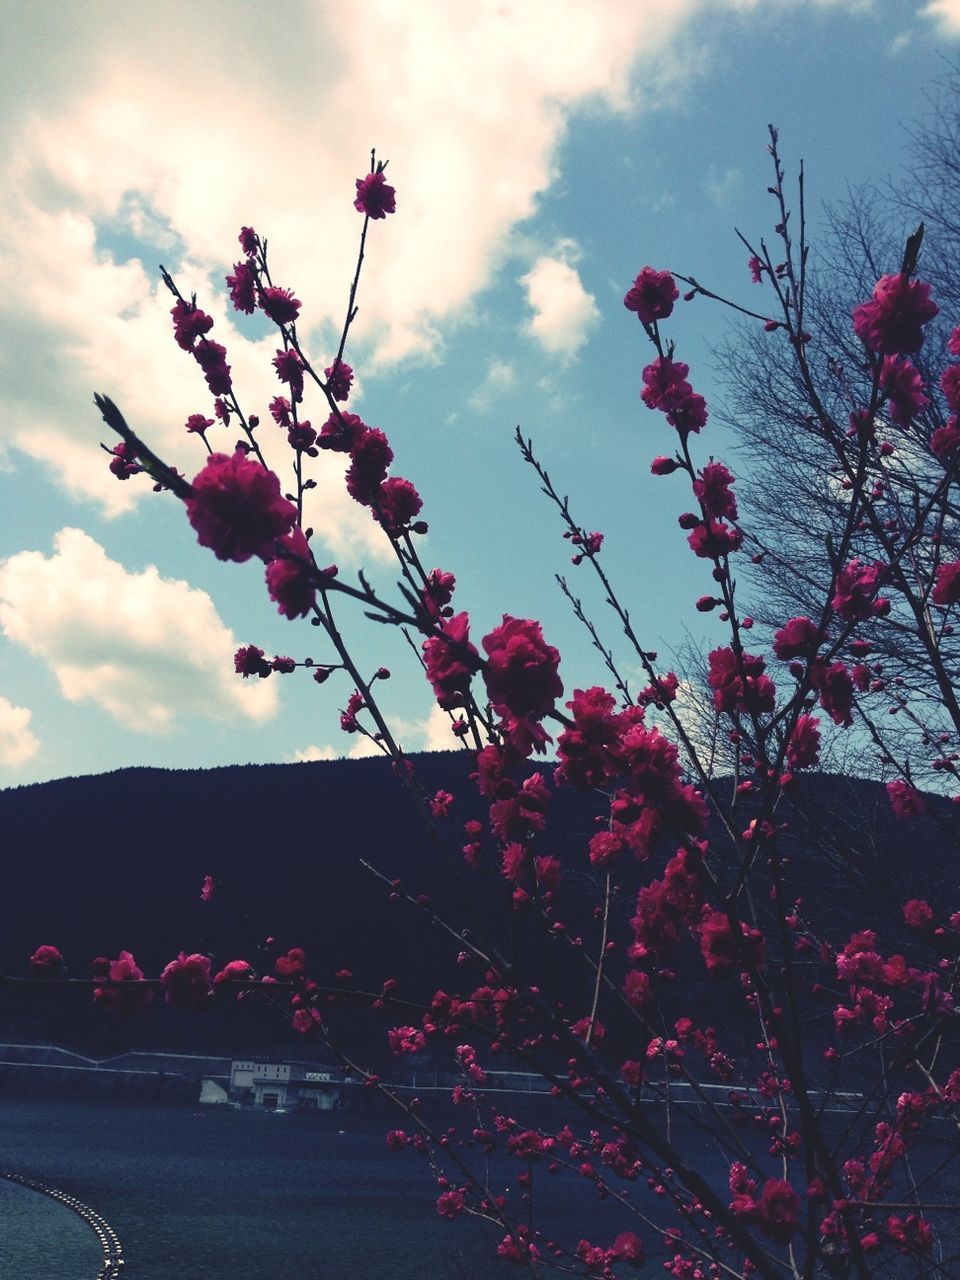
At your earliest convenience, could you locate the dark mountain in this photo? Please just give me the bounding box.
[0,756,956,1062]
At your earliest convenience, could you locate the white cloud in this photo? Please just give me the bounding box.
[291,743,338,763]
[921,0,960,35]
[295,700,464,761]
[468,358,517,411]
[0,0,709,530]
[0,694,40,766]
[0,528,277,733]
[520,249,600,358]
[704,164,740,207]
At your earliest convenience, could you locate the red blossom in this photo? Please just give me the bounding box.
[687,519,743,559]
[886,779,927,819]
[259,286,301,326]
[903,898,933,928]
[932,559,960,605]
[755,1178,801,1244]
[354,171,396,219]
[810,659,855,728]
[324,359,354,402]
[831,558,888,621]
[942,364,960,413]
[186,451,297,563]
[623,267,678,324]
[94,951,153,1016]
[171,299,214,350]
[274,946,306,977]
[641,356,692,413]
[786,714,821,770]
[377,476,423,533]
[773,616,821,661]
[481,616,562,721]
[234,645,272,678]
[265,526,316,619]
[423,612,481,709]
[272,348,305,401]
[693,461,738,521]
[160,952,212,1010]
[29,944,65,978]
[852,273,938,355]
[226,262,257,314]
[880,356,929,424]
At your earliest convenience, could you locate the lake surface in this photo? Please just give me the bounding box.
[6,1093,955,1277]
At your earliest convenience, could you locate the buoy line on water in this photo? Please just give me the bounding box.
[1,1171,126,1277]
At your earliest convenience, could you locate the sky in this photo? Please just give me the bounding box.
[0,0,959,788]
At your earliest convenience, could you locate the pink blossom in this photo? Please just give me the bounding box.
[170,299,214,350]
[623,267,678,324]
[902,898,933,928]
[693,461,738,521]
[880,356,929,424]
[193,340,232,396]
[345,428,394,506]
[611,1232,644,1265]
[274,947,306,977]
[852,273,938,355]
[666,392,708,434]
[377,476,423,533]
[185,413,214,435]
[932,419,960,460]
[29,944,65,978]
[831,558,888,621]
[786,714,821,770]
[108,442,140,480]
[354,171,396,219]
[213,959,254,986]
[708,647,775,715]
[623,968,651,1008]
[238,226,258,255]
[773,616,820,660]
[932,559,960,605]
[265,526,316,619]
[687,519,743,559]
[93,951,153,1016]
[259,286,301,327]
[755,1179,801,1244]
[423,613,480,709]
[234,645,272,678]
[748,255,764,283]
[226,262,257,314]
[942,364,960,413]
[810,659,855,728]
[186,451,297,562]
[200,875,215,902]
[436,1189,466,1219]
[388,1025,426,1055]
[886,779,927,819]
[650,455,681,475]
[324,359,354,401]
[160,952,212,1010]
[272,348,305,401]
[641,357,692,413]
[482,616,562,721]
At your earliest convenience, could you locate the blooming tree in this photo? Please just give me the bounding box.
[22,134,960,1277]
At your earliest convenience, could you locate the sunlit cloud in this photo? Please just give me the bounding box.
[0,528,277,733]
[0,694,40,766]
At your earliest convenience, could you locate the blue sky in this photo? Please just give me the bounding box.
[0,0,958,786]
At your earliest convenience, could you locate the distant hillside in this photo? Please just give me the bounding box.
[0,756,955,1059]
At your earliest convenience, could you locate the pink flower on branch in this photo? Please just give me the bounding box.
[852,272,938,355]
[423,612,481,710]
[186,451,297,563]
[623,267,678,325]
[354,170,396,219]
[160,952,212,1010]
[265,526,317,619]
[481,616,563,722]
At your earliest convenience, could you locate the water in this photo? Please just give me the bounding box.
[0,1096,497,1279]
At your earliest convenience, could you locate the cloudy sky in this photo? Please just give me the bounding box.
[0,0,958,786]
